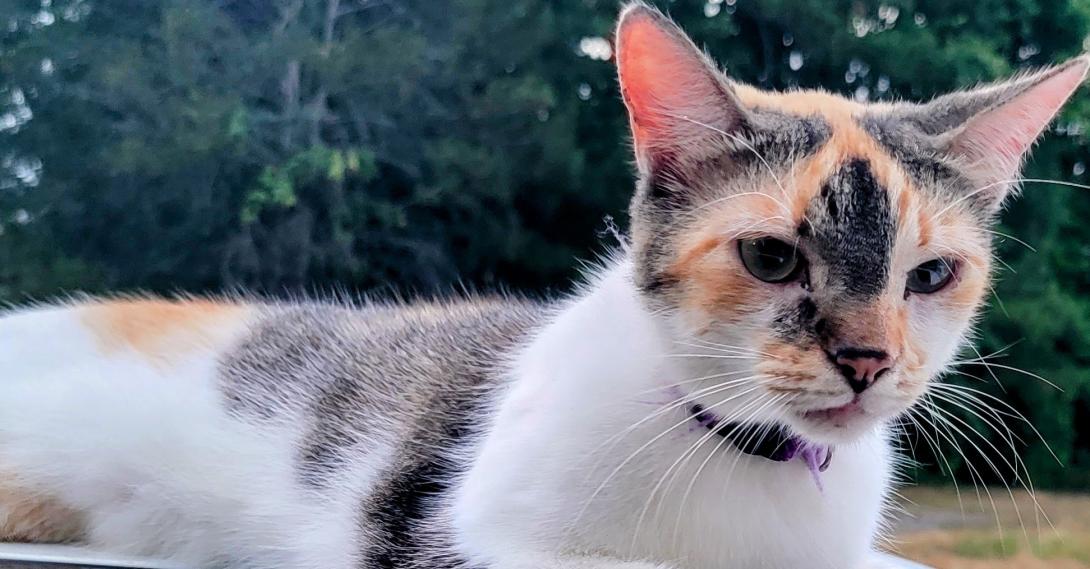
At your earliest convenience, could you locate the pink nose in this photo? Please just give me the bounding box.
[834,348,892,394]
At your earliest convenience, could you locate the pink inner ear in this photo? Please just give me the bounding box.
[616,10,728,153]
[954,60,1089,186]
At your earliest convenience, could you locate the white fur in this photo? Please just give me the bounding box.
[0,302,406,568]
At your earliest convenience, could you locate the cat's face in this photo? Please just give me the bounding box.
[616,4,1087,444]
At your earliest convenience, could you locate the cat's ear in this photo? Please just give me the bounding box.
[615,3,746,174]
[910,57,1089,210]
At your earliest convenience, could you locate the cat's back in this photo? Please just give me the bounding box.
[2,293,545,398]
[221,296,547,421]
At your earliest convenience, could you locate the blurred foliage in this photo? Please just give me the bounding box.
[3,0,1090,488]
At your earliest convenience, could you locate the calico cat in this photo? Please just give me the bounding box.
[0,4,1085,569]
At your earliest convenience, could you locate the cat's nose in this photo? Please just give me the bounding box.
[833,348,891,394]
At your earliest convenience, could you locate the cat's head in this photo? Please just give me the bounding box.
[617,3,1087,445]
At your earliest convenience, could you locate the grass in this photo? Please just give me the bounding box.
[951,535,1019,559]
[889,486,1090,568]
[1031,533,1090,564]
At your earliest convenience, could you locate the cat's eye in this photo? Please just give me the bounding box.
[906,259,955,294]
[738,238,804,283]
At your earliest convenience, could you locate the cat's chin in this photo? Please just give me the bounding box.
[783,398,890,445]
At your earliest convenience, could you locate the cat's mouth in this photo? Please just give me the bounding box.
[800,396,867,426]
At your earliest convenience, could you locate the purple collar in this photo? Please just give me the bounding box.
[690,403,833,490]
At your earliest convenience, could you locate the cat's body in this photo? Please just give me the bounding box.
[0,262,888,569]
[1,4,1086,568]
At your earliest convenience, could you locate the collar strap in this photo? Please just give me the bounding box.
[689,403,833,482]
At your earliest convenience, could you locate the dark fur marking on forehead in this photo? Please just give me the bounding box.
[821,184,840,220]
[807,159,894,298]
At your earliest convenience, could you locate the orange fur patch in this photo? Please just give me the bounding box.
[756,339,833,387]
[948,261,991,310]
[80,298,250,363]
[666,232,762,327]
[897,187,914,234]
[0,480,84,543]
[732,85,863,119]
[915,197,934,249]
[925,208,992,311]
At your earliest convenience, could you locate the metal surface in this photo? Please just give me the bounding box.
[0,544,183,569]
